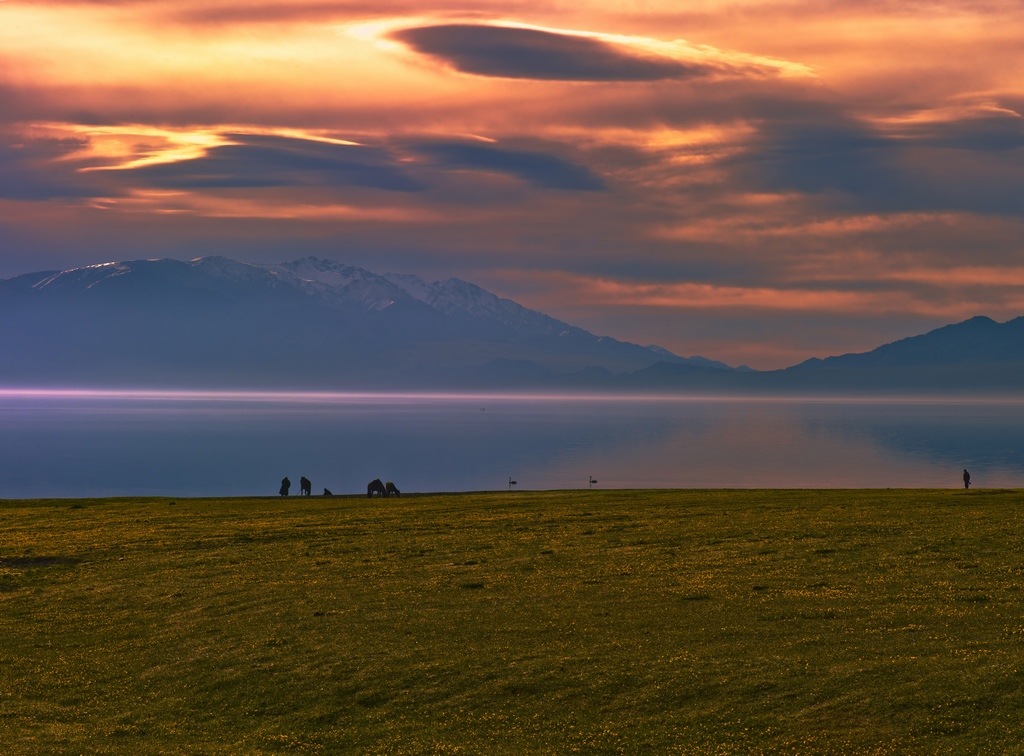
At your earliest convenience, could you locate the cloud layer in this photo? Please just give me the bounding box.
[122,135,426,192]
[392,24,715,81]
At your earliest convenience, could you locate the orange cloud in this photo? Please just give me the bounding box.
[89,189,441,222]
[491,269,1024,322]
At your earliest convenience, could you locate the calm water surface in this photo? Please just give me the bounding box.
[2,391,1023,497]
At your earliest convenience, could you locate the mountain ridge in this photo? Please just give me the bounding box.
[0,255,736,389]
[2,255,1021,393]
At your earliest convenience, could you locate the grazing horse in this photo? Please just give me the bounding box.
[367,478,387,498]
[385,481,400,497]
[300,476,312,496]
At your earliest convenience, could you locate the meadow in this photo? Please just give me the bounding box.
[1,489,1023,754]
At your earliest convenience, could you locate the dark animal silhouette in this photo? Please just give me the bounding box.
[367,478,387,498]
[963,469,971,489]
[385,481,400,497]
[300,476,312,496]
[323,488,333,497]
[279,477,291,496]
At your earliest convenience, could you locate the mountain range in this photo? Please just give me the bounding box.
[1,255,1020,394]
[0,255,728,389]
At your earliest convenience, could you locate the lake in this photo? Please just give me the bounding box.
[1,390,1023,498]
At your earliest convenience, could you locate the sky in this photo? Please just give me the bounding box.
[1,0,1023,369]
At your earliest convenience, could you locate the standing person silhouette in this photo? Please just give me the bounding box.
[963,469,971,489]
[280,476,291,496]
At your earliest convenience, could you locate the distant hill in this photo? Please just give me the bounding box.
[787,316,1023,370]
[617,316,1024,394]
[0,256,736,389]
[770,315,1024,393]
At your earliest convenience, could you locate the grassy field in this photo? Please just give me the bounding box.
[2,489,1024,754]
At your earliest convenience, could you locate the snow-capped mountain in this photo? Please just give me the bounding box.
[268,257,409,311]
[0,255,735,389]
[269,256,602,337]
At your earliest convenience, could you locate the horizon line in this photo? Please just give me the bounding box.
[3,387,1024,406]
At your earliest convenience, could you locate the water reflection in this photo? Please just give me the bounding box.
[1,392,1023,497]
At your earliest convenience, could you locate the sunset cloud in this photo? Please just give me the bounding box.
[119,134,426,192]
[392,24,717,82]
[496,269,1024,320]
[410,140,605,190]
[0,135,97,201]
[390,20,813,81]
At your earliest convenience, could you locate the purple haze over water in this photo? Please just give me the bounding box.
[1,390,1023,497]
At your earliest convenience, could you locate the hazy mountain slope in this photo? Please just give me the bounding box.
[762,316,1024,393]
[603,316,1024,394]
[0,255,732,389]
[787,316,1024,370]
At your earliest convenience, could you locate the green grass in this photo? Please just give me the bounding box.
[2,489,1024,754]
